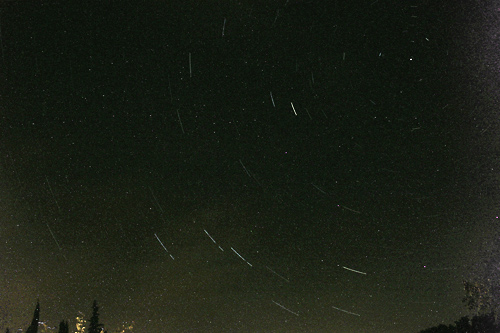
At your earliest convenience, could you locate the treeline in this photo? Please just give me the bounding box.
[419,277,500,332]
[419,312,499,332]
[5,300,106,333]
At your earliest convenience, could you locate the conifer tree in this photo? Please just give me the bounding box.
[25,301,40,333]
[58,320,69,333]
[87,300,104,333]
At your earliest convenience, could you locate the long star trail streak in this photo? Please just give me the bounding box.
[222,18,226,37]
[272,300,299,316]
[342,266,367,275]
[189,52,192,78]
[332,305,360,316]
[270,91,275,107]
[271,9,279,27]
[304,108,312,120]
[266,266,290,282]
[46,223,67,260]
[311,183,327,194]
[290,102,297,115]
[339,205,361,214]
[45,176,62,214]
[176,109,185,134]
[149,187,165,215]
[237,160,261,187]
[154,233,175,260]
[230,247,252,267]
[204,229,224,251]
[239,159,251,177]
[204,229,216,243]
[46,224,62,250]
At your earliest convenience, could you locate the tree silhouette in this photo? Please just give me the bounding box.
[462,279,500,316]
[471,312,498,332]
[462,222,500,319]
[419,323,455,332]
[419,313,500,332]
[25,301,40,333]
[417,268,500,332]
[58,320,69,333]
[455,316,471,332]
[88,300,104,333]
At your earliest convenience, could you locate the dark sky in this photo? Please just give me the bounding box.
[1,0,499,332]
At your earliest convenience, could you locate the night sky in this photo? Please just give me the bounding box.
[1,0,500,332]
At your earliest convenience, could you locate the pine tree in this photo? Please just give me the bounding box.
[87,300,104,333]
[58,320,69,333]
[25,301,40,333]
